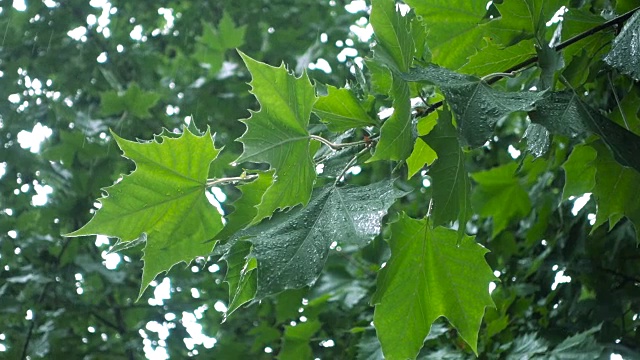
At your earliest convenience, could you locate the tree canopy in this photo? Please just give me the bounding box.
[1,0,640,359]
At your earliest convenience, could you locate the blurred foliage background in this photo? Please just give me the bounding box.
[0,0,639,359]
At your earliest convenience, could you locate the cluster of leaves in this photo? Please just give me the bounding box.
[3,0,640,358]
[65,0,640,357]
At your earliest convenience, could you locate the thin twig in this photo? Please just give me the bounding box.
[309,134,368,150]
[206,174,258,187]
[481,71,516,82]
[334,146,372,185]
[415,6,640,118]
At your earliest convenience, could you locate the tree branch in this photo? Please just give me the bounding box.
[418,6,640,117]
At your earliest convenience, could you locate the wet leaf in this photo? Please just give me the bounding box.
[460,39,536,76]
[403,64,544,147]
[222,240,258,317]
[605,11,640,81]
[522,122,550,158]
[244,180,405,298]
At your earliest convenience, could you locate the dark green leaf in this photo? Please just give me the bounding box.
[604,11,640,81]
[403,64,544,147]
[247,180,404,298]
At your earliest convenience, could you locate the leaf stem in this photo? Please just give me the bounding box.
[206,174,258,187]
[335,146,372,185]
[309,134,368,150]
[480,72,516,82]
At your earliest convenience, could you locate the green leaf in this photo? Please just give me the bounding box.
[591,141,640,240]
[489,0,564,45]
[365,58,393,95]
[313,85,378,132]
[370,0,414,72]
[222,240,257,317]
[195,12,246,73]
[522,122,551,158]
[530,91,640,172]
[357,332,384,360]
[278,320,322,360]
[460,39,537,76]
[404,0,487,69]
[403,64,544,147]
[507,333,548,359]
[561,144,597,202]
[604,11,640,81]
[100,83,160,119]
[369,77,413,162]
[548,325,603,359]
[610,88,640,136]
[214,170,274,242]
[245,180,404,298]
[236,52,317,223]
[422,108,471,235]
[372,214,496,358]
[471,162,532,238]
[66,127,223,297]
[406,138,437,179]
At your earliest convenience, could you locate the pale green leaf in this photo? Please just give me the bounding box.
[372,214,496,358]
[66,127,223,297]
[403,64,544,147]
[561,144,597,201]
[460,39,537,76]
[369,77,413,162]
[406,138,437,179]
[236,52,317,223]
[605,11,640,81]
[471,162,531,238]
[313,85,378,132]
[370,0,414,72]
[422,108,471,235]
[404,0,487,69]
[245,180,404,298]
[214,170,274,242]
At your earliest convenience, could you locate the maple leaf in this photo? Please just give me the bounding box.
[372,214,496,358]
[100,83,160,119]
[471,162,531,238]
[422,108,471,237]
[239,180,405,298]
[66,127,223,297]
[235,52,317,223]
[403,64,544,147]
[404,0,487,69]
